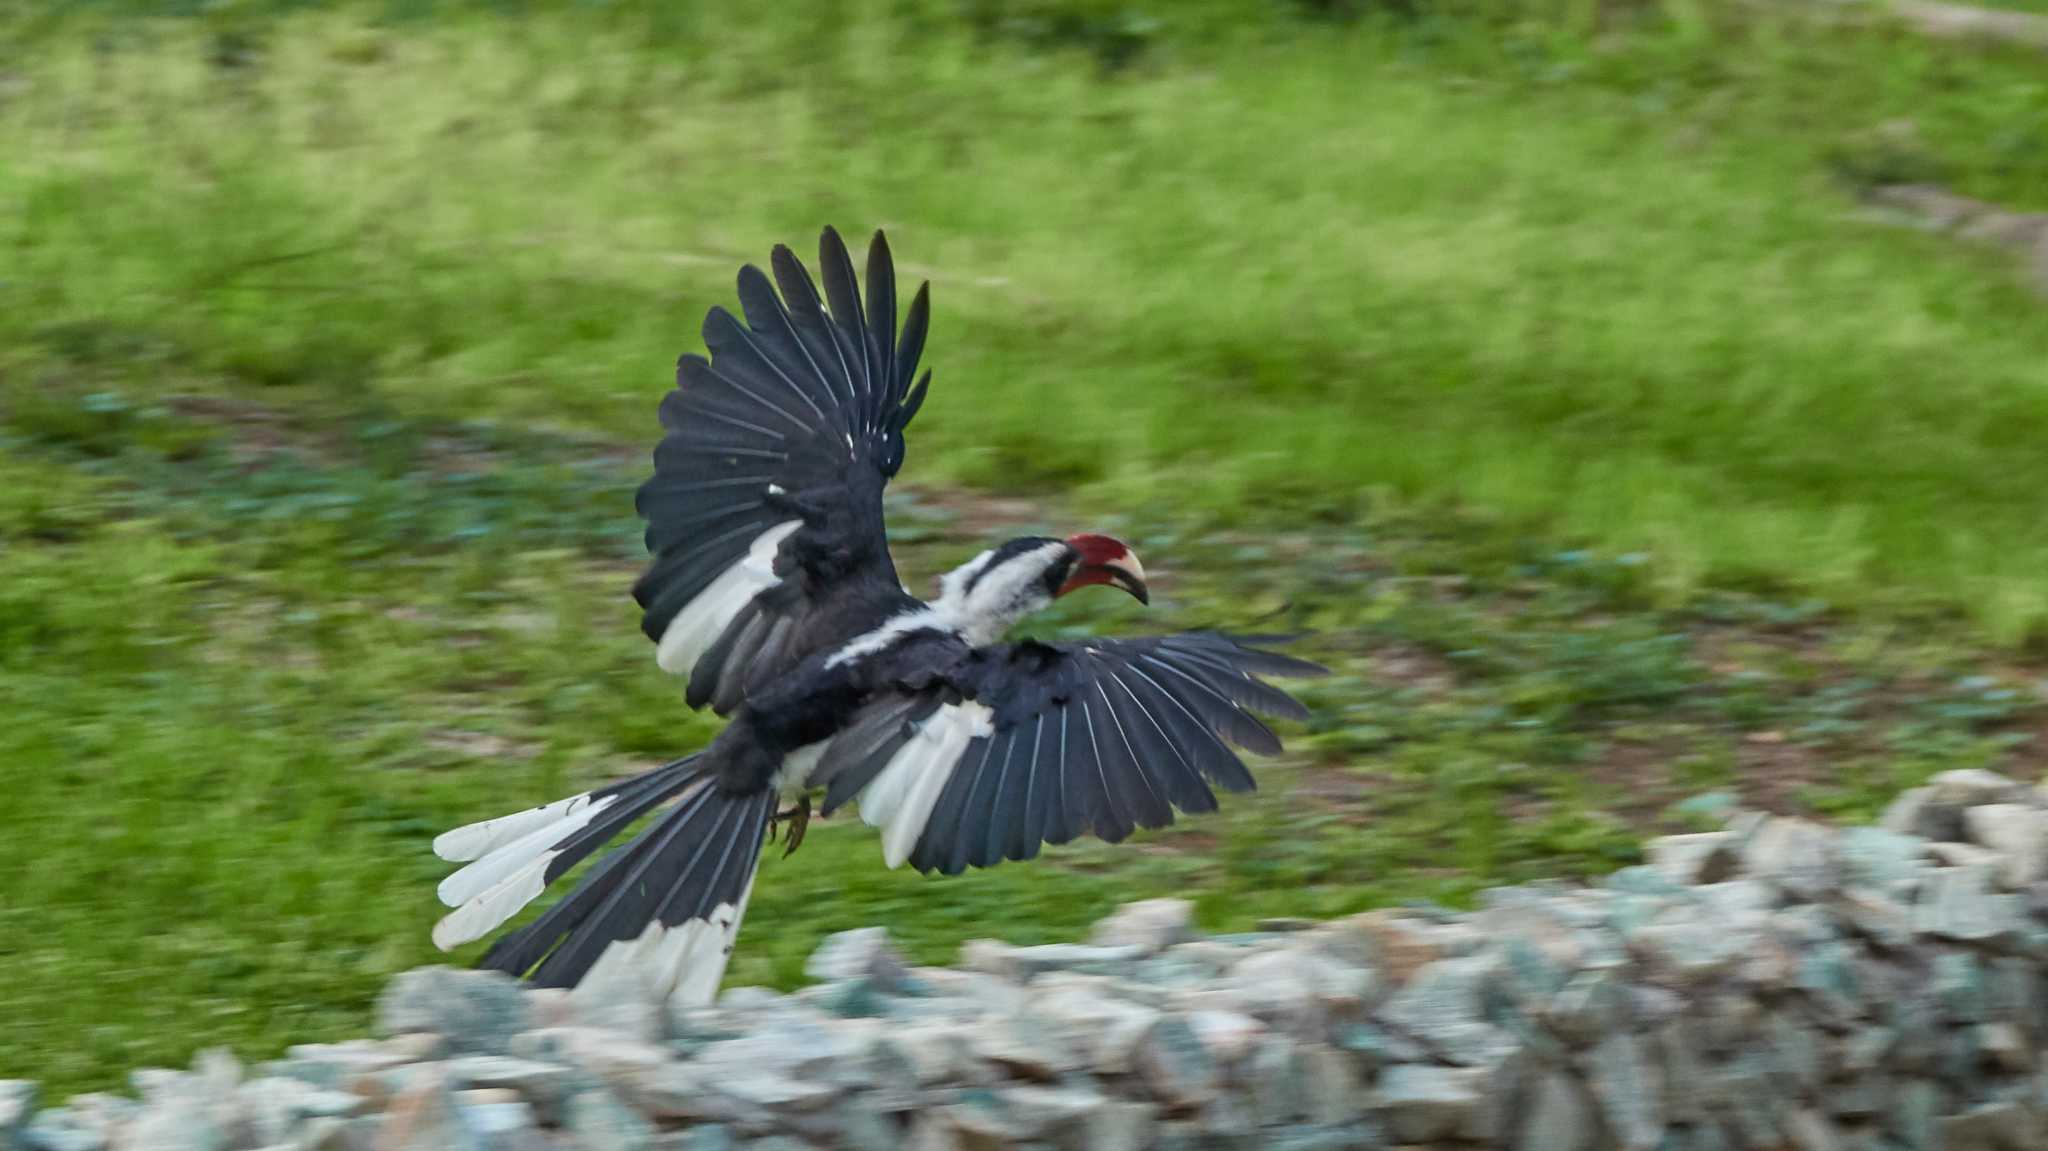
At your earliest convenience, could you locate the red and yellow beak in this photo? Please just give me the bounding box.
[1060,534,1150,605]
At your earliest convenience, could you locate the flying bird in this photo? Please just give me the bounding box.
[427,228,1324,1001]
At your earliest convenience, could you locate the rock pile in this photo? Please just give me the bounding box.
[14,768,2048,1149]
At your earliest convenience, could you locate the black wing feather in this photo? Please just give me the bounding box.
[834,635,1322,874]
[636,228,935,713]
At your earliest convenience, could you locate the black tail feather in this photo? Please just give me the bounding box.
[480,760,774,990]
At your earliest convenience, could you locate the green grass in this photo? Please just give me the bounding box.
[4,397,2043,1094]
[6,0,2048,636]
[6,0,2048,1096]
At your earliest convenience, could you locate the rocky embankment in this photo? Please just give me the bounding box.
[13,768,2048,1150]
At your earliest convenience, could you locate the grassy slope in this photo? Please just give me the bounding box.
[6,2,2048,634]
[5,0,2048,1093]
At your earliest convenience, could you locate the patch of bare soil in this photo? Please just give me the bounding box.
[1864,184,2048,296]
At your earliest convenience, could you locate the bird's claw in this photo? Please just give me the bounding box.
[769,794,812,859]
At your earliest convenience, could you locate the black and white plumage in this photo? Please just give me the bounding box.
[428,228,1324,1001]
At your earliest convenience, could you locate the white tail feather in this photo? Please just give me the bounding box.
[432,852,555,951]
[433,793,593,863]
[436,794,617,908]
[655,520,802,677]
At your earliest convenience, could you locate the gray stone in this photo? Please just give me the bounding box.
[1545,968,1628,1046]
[1376,954,1493,1040]
[1741,817,1839,900]
[0,1083,35,1140]
[1182,1008,1264,1064]
[1090,900,1196,955]
[1330,1022,1422,1069]
[1882,787,1964,843]
[1914,865,2023,945]
[1827,1074,1890,1120]
[663,1127,736,1151]
[1517,1071,1597,1151]
[239,1077,366,1144]
[1927,768,2026,807]
[1933,952,1988,1022]
[971,1013,1083,1081]
[1839,826,1931,891]
[373,1073,482,1151]
[1587,1029,1664,1150]
[441,1056,576,1117]
[1244,1038,1307,1126]
[1710,1053,1789,1148]
[1298,1044,1362,1127]
[1627,920,1742,984]
[562,1089,653,1151]
[16,1109,109,1151]
[1655,1022,1707,1124]
[1937,1100,2035,1150]
[805,927,909,990]
[1887,1079,1942,1150]
[1079,1100,1154,1151]
[1769,1014,1823,1093]
[1647,833,1740,885]
[453,1092,537,1149]
[1375,1064,1483,1144]
[1797,941,1863,1023]
[1223,947,1373,1027]
[959,941,1142,983]
[1979,1022,2031,1071]
[1787,1109,1841,1151]
[1965,803,2048,887]
[275,1042,416,1090]
[1134,1015,1216,1110]
[375,968,530,1056]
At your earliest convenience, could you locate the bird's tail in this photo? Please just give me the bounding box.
[429,753,775,1003]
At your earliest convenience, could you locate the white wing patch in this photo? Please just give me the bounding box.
[859,702,995,869]
[570,874,756,1011]
[655,520,803,678]
[824,607,943,669]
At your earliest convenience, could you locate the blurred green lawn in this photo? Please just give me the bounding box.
[4,0,2048,1094]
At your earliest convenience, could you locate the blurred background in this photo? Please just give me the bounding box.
[4,0,2047,1095]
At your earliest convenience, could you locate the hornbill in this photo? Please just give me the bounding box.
[427,228,1325,1002]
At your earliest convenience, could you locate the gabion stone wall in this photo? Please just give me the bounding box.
[10,767,2048,1150]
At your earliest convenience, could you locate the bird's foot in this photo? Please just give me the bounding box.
[767,793,812,858]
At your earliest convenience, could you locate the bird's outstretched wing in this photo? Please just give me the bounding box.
[805,633,1327,873]
[635,227,932,713]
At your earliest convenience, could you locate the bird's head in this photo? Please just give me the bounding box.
[934,532,1149,645]
[1055,533,1150,606]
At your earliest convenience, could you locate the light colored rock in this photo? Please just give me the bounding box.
[372,1073,480,1151]
[562,1088,654,1151]
[1913,865,2023,944]
[806,927,909,989]
[1963,803,2048,887]
[1786,1109,1839,1151]
[1883,786,1964,842]
[1647,833,1739,885]
[1,1081,36,1134]
[1517,1070,1596,1151]
[1134,1015,1216,1111]
[1740,817,1838,899]
[1587,1030,1664,1150]
[1080,1100,1155,1151]
[1376,1064,1485,1143]
[1090,899,1196,954]
[375,969,530,1056]
[1927,768,2026,807]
